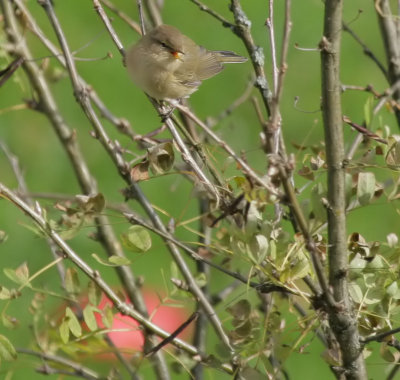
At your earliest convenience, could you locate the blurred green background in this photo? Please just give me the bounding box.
[1,0,398,378]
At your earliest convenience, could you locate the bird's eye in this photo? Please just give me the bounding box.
[160,42,169,49]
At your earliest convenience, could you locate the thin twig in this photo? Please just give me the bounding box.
[143,0,163,27]
[0,141,67,283]
[173,102,279,196]
[12,0,136,139]
[267,0,278,94]
[230,0,333,309]
[3,1,166,377]
[342,22,387,79]
[162,107,221,204]
[137,0,146,35]
[16,348,103,380]
[93,0,221,204]
[0,183,196,355]
[123,212,300,296]
[361,326,400,344]
[100,0,141,33]
[376,0,400,127]
[345,79,400,161]
[230,0,272,116]
[92,0,125,58]
[39,0,235,356]
[189,0,235,29]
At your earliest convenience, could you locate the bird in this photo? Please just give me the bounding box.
[125,24,247,100]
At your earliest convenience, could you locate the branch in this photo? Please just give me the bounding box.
[93,0,125,57]
[17,348,103,380]
[361,326,400,344]
[230,0,272,116]
[11,0,137,139]
[342,22,387,79]
[99,0,141,34]
[37,0,235,356]
[0,183,196,355]
[320,0,367,377]
[2,0,168,376]
[123,212,299,296]
[173,103,279,196]
[189,0,235,29]
[0,183,236,376]
[376,0,400,128]
[199,2,329,308]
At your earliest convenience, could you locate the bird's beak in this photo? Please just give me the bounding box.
[172,51,184,61]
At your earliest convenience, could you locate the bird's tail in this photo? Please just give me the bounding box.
[214,50,247,63]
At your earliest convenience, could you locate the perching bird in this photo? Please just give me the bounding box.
[126,24,247,100]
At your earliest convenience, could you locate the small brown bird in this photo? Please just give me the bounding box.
[126,24,247,100]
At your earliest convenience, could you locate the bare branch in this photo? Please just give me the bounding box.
[320,0,367,377]
[0,183,196,355]
[37,0,234,355]
[93,0,125,57]
[189,0,235,29]
[376,0,400,127]
[17,348,103,380]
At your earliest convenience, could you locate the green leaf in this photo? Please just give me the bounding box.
[349,283,363,303]
[88,281,102,306]
[195,272,207,288]
[239,366,267,380]
[0,230,8,244]
[269,239,277,261]
[0,286,11,300]
[363,96,373,127]
[0,335,17,361]
[64,268,80,295]
[387,233,398,248]
[65,307,82,338]
[349,254,367,271]
[364,287,384,305]
[102,304,114,329]
[380,342,398,362]
[311,183,326,221]
[386,281,400,299]
[121,225,152,253]
[366,255,386,271]
[226,299,251,320]
[248,234,269,264]
[59,319,70,344]
[357,172,375,206]
[386,138,400,170]
[244,201,261,235]
[108,256,131,266]
[83,305,98,332]
[286,253,311,281]
[91,253,131,267]
[364,273,377,288]
[4,263,30,287]
[1,313,18,329]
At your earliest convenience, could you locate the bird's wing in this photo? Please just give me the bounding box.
[194,46,225,80]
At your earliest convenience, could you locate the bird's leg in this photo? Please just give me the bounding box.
[159,99,181,121]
